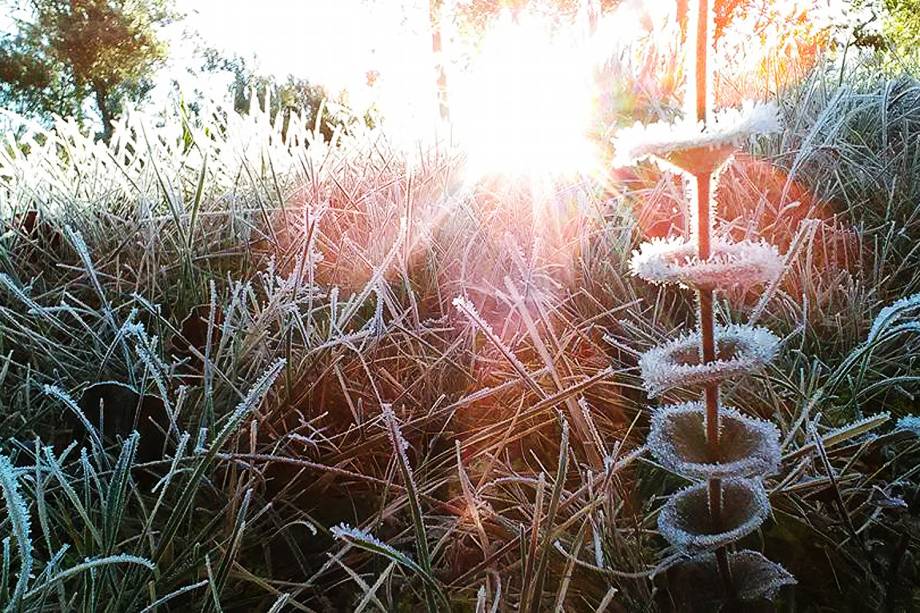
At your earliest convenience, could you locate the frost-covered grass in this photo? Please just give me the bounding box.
[1,64,920,611]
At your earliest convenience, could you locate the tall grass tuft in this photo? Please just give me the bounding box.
[0,40,919,609]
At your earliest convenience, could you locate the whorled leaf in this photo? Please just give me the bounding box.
[612,101,781,174]
[666,549,796,608]
[648,402,781,480]
[658,478,770,552]
[639,324,780,398]
[630,236,782,291]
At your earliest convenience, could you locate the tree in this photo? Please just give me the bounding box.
[880,0,920,61]
[0,0,175,140]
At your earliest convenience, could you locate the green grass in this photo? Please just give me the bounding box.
[0,62,919,611]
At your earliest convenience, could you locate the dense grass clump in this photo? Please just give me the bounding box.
[1,64,920,611]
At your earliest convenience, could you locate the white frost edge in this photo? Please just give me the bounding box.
[648,401,781,480]
[639,324,780,398]
[630,236,783,290]
[674,549,796,602]
[612,101,781,167]
[658,478,770,552]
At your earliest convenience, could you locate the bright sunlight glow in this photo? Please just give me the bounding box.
[451,11,600,179]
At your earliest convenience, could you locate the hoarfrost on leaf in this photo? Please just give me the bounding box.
[667,549,796,607]
[612,101,781,174]
[639,324,780,398]
[330,523,392,552]
[0,454,32,608]
[648,402,781,480]
[330,522,433,588]
[895,415,920,437]
[658,478,770,552]
[630,236,783,290]
[866,292,920,343]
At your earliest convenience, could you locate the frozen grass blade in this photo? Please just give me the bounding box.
[148,358,284,576]
[330,524,444,601]
[25,555,154,600]
[381,404,439,612]
[0,455,31,612]
[529,419,569,613]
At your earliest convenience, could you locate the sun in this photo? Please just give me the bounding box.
[450,10,601,180]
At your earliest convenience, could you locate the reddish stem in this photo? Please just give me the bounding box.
[692,0,737,602]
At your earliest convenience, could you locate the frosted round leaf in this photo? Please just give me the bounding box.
[639,324,780,398]
[658,478,770,552]
[648,402,781,480]
[612,101,781,175]
[659,144,737,175]
[667,550,796,606]
[630,237,783,290]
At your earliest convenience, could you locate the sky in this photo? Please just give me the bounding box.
[173,0,438,126]
[181,1,417,88]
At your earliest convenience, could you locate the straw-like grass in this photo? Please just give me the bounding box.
[0,61,919,610]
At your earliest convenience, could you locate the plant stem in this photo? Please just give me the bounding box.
[691,0,737,601]
[429,0,450,121]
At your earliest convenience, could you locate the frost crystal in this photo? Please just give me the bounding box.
[0,454,32,605]
[330,523,392,552]
[668,550,796,606]
[866,292,920,343]
[612,101,781,174]
[630,236,782,290]
[639,324,780,398]
[657,478,770,552]
[648,402,781,480]
[895,415,920,436]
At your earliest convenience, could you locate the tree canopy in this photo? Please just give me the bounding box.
[0,0,175,139]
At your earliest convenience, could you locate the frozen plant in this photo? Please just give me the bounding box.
[613,100,781,175]
[646,402,781,480]
[895,415,920,437]
[613,0,794,606]
[629,236,782,290]
[638,324,779,398]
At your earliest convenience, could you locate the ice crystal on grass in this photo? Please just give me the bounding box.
[658,478,770,552]
[844,410,892,435]
[453,294,532,379]
[213,358,285,445]
[639,324,780,397]
[0,455,31,608]
[0,272,47,317]
[896,415,920,436]
[630,237,783,290]
[866,292,920,343]
[612,101,781,174]
[331,523,393,553]
[381,404,412,473]
[331,523,434,591]
[668,550,796,606]
[44,384,105,455]
[648,402,781,479]
[33,554,154,595]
